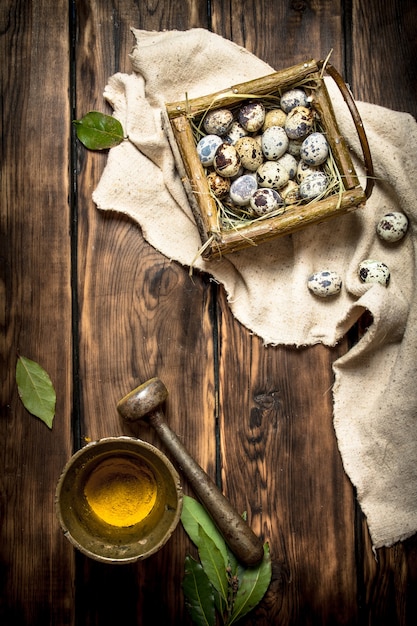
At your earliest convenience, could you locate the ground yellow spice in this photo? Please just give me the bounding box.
[84,457,158,527]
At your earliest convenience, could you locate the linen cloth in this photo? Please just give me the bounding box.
[93,28,417,549]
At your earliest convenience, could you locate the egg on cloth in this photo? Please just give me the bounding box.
[376,211,409,242]
[307,270,342,297]
[203,108,234,135]
[213,143,241,177]
[300,132,329,166]
[229,174,258,206]
[238,101,265,132]
[250,188,283,216]
[261,126,289,160]
[358,259,390,286]
[196,134,223,166]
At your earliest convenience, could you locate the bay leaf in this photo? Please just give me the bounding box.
[182,555,216,626]
[16,356,56,429]
[197,525,229,602]
[228,543,272,624]
[73,111,124,150]
[181,495,229,567]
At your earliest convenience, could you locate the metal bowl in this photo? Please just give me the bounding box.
[55,436,183,564]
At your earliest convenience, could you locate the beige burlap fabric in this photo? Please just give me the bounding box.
[93,28,417,549]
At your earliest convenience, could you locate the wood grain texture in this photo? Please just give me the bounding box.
[0,2,74,625]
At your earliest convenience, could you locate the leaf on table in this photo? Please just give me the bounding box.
[16,356,56,429]
[227,543,272,624]
[197,525,229,601]
[73,111,124,150]
[181,495,229,568]
[182,555,216,626]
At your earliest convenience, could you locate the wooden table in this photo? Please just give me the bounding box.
[2,2,417,624]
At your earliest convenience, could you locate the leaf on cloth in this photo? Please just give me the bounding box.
[16,356,56,428]
[228,543,272,624]
[73,112,124,150]
[182,555,216,626]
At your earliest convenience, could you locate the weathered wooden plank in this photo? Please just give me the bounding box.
[350,0,417,117]
[211,0,344,72]
[0,1,74,624]
[74,1,213,623]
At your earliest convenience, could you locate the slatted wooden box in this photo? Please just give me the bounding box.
[163,60,373,260]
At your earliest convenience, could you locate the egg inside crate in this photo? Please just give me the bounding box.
[229,175,258,206]
[300,132,329,166]
[261,126,289,160]
[280,88,311,113]
[196,135,223,167]
[203,108,234,136]
[238,101,265,132]
[213,143,241,178]
[250,188,283,216]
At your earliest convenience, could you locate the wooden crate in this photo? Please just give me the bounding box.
[163,60,374,260]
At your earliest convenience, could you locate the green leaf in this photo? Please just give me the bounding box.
[182,555,216,626]
[197,525,229,602]
[228,543,272,624]
[181,495,229,568]
[73,111,124,150]
[16,356,56,429]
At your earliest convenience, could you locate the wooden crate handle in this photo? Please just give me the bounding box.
[318,61,374,199]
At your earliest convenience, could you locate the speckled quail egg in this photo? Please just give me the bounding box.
[299,171,328,199]
[238,101,265,132]
[223,121,248,145]
[285,106,315,140]
[280,88,310,113]
[206,172,231,198]
[300,132,329,166]
[257,161,290,190]
[196,134,223,167]
[296,160,321,183]
[261,125,289,160]
[359,259,390,286]
[235,136,264,171]
[213,143,241,177]
[287,138,304,157]
[250,188,283,216]
[277,153,298,179]
[376,212,409,242]
[280,180,300,204]
[229,174,258,206]
[262,108,287,131]
[203,108,234,136]
[307,270,342,297]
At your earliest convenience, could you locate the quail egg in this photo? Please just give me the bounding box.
[261,125,289,160]
[238,101,265,132]
[296,160,321,183]
[250,188,283,216]
[285,106,315,140]
[203,108,234,136]
[280,180,300,204]
[196,134,223,167]
[229,174,258,206]
[307,270,342,297]
[262,108,287,131]
[213,143,241,177]
[300,132,329,166]
[280,88,310,113]
[359,259,390,286]
[299,171,328,199]
[206,172,231,198]
[277,153,298,179]
[257,161,290,190]
[235,136,264,171]
[223,121,248,145]
[376,212,409,242]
